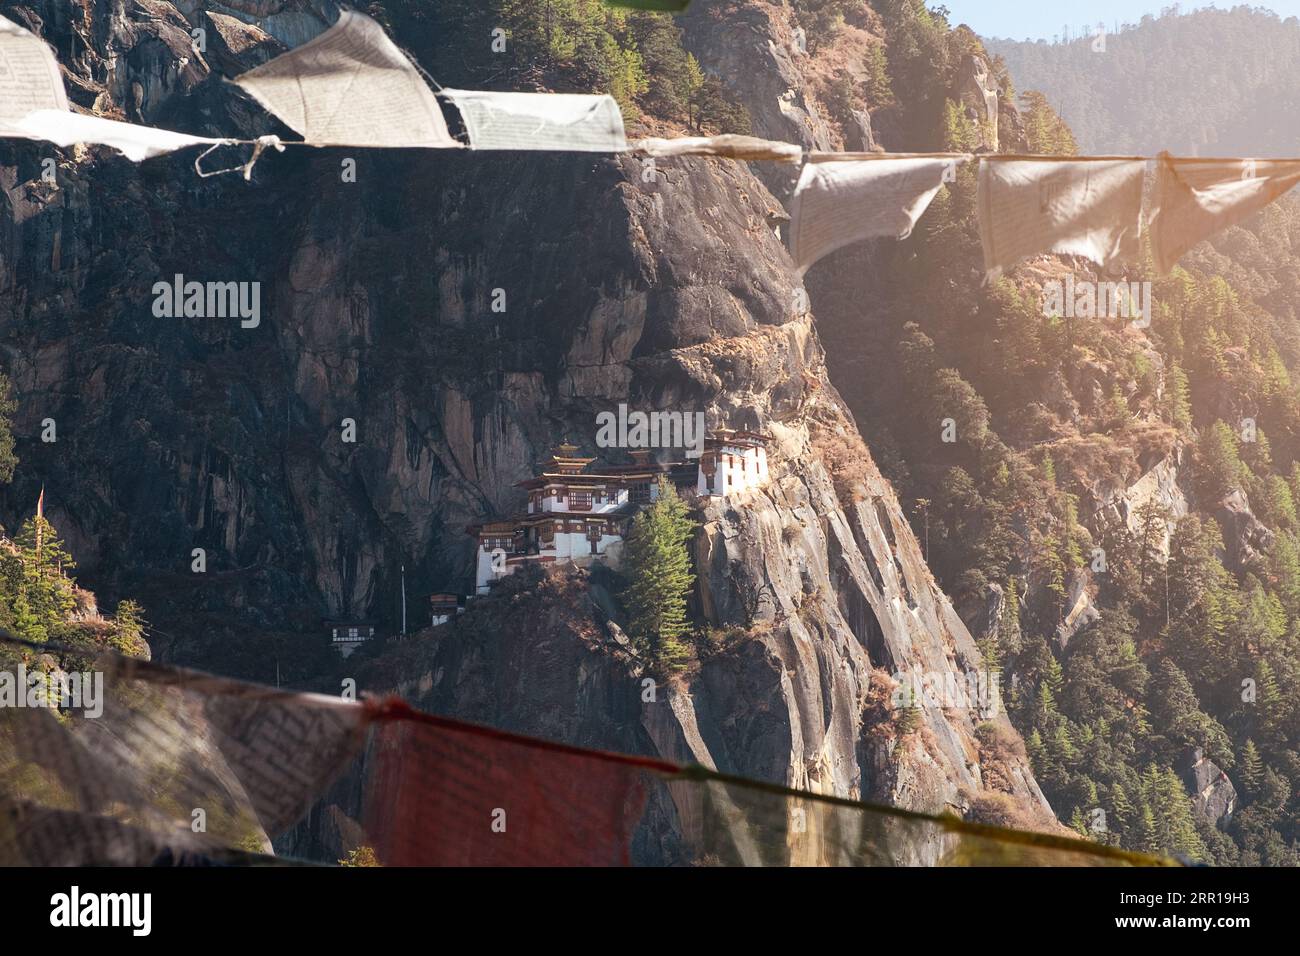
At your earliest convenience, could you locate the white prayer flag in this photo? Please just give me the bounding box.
[1,16,216,160]
[634,135,801,163]
[1,109,221,161]
[978,157,1146,280]
[788,156,966,275]
[0,14,69,121]
[1151,155,1300,274]
[234,10,458,149]
[441,89,628,153]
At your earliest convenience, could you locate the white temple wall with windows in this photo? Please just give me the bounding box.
[697,443,770,497]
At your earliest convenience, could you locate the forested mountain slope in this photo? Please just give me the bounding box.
[986,6,1300,156]
[807,1,1300,865]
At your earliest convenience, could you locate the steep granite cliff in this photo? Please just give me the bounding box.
[0,0,1058,860]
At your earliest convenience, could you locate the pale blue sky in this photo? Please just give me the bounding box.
[932,1,1300,41]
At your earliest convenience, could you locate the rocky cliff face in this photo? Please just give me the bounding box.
[0,0,1058,859]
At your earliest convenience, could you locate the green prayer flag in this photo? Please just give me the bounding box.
[604,0,692,12]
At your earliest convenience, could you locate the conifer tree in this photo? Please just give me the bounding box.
[1051,722,1077,767]
[1069,806,1090,837]
[684,53,705,129]
[1254,660,1285,750]
[0,374,16,485]
[1019,90,1078,155]
[1148,658,1233,766]
[14,515,77,626]
[1238,739,1264,798]
[1060,493,1084,571]
[997,576,1023,660]
[1164,363,1193,430]
[1198,421,1246,501]
[622,476,697,671]
[1135,804,1159,854]
[863,41,894,108]
[1132,501,1170,609]
[1156,766,1206,860]
[10,589,46,644]
[1109,781,1136,837]
[897,700,922,736]
[1039,533,1068,606]
[1025,727,1046,767]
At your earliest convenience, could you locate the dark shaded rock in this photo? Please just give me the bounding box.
[959,580,1004,654]
[1056,570,1100,650]
[201,11,284,74]
[953,54,999,151]
[1178,747,1237,828]
[847,107,878,153]
[1215,488,1273,571]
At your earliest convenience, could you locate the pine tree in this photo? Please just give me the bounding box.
[1132,501,1170,608]
[1238,739,1263,798]
[498,1,648,113]
[1068,806,1091,837]
[1164,362,1193,430]
[1025,727,1047,768]
[10,589,46,644]
[684,53,705,129]
[863,41,894,108]
[1035,681,1059,732]
[975,631,1001,674]
[14,515,77,626]
[1039,533,1068,606]
[897,700,922,736]
[622,477,697,671]
[1254,660,1284,750]
[1110,781,1136,837]
[1148,658,1232,766]
[1197,421,1246,501]
[941,98,980,151]
[1019,90,1078,155]
[1060,493,1085,571]
[112,599,149,656]
[0,374,16,485]
[997,576,1023,659]
[1135,804,1159,854]
[1051,723,1077,768]
[1157,766,1207,861]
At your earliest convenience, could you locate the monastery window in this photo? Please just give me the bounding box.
[629,483,650,504]
[570,491,592,511]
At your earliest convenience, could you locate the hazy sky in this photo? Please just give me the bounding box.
[933,1,1300,41]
